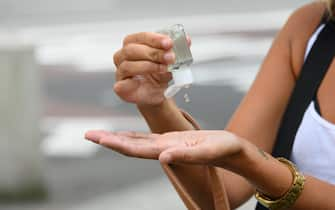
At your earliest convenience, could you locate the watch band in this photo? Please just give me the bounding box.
[255,158,306,210]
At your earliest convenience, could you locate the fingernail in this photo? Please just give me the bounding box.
[164,52,175,63]
[161,39,172,49]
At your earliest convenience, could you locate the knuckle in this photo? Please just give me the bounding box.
[115,69,122,81]
[144,61,159,72]
[123,34,132,46]
[119,62,131,76]
[149,35,160,46]
[119,61,129,70]
[113,83,119,94]
[149,50,161,62]
[123,45,133,58]
[141,32,149,42]
[128,32,144,45]
[155,63,164,72]
[113,50,121,66]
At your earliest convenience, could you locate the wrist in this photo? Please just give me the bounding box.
[255,158,305,210]
[137,98,172,113]
[137,99,195,133]
[220,139,293,199]
[219,138,255,174]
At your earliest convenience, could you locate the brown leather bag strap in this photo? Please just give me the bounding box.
[208,167,231,210]
[180,110,201,130]
[161,111,230,210]
[162,165,230,210]
[162,164,204,210]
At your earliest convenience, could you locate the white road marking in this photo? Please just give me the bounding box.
[41,116,149,157]
[0,9,290,71]
[194,64,259,91]
[41,118,110,157]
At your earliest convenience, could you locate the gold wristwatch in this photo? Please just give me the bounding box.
[255,158,306,210]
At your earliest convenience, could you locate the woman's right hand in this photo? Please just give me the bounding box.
[113,32,176,106]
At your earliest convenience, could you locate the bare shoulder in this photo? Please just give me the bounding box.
[225,2,328,152]
[287,2,326,31]
[284,2,327,77]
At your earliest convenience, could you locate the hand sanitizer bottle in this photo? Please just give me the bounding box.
[158,24,194,98]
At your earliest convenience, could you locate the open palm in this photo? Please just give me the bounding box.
[85,130,243,166]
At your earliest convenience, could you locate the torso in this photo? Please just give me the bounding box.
[291,101,335,184]
[290,2,335,124]
[318,59,335,124]
[291,17,335,184]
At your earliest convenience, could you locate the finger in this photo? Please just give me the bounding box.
[150,71,172,84]
[159,145,213,165]
[114,131,160,139]
[122,44,175,64]
[186,35,192,47]
[155,72,173,83]
[113,49,122,67]
[99,134,160,159]
[123,32,173,50]
[118,61,168,79]
[113,79,140,103]
[85,130,110,143]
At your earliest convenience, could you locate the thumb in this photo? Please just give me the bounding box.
[113,78,140,102]
[186,35,192,47]
[159,145,210,165]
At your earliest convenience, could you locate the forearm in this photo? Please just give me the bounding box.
[139,101,255,208]
[220,168,255,208]
[139,100,220,208]
[137,99,195,133]
[226,140,335,210]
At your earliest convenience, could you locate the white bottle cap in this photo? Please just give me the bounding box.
[164,85,182,98]
[172,66,193,86]
[164,66,193,98]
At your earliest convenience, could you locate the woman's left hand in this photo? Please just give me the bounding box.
[85,130,245,167]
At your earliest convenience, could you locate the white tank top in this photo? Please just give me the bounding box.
[291,24,335,185]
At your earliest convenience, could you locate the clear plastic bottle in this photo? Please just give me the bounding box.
[158,24,194,98]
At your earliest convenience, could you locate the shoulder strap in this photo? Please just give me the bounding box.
[255,19,335,210]
[272,19,335,158]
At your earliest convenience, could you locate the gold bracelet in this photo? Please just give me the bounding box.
[255,157,306,210]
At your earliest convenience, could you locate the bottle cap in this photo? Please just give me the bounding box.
[164,85,182,98]
[172,66,193,86]
[164,66,193,98]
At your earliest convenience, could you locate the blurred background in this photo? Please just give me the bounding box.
[0,0,310,209]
